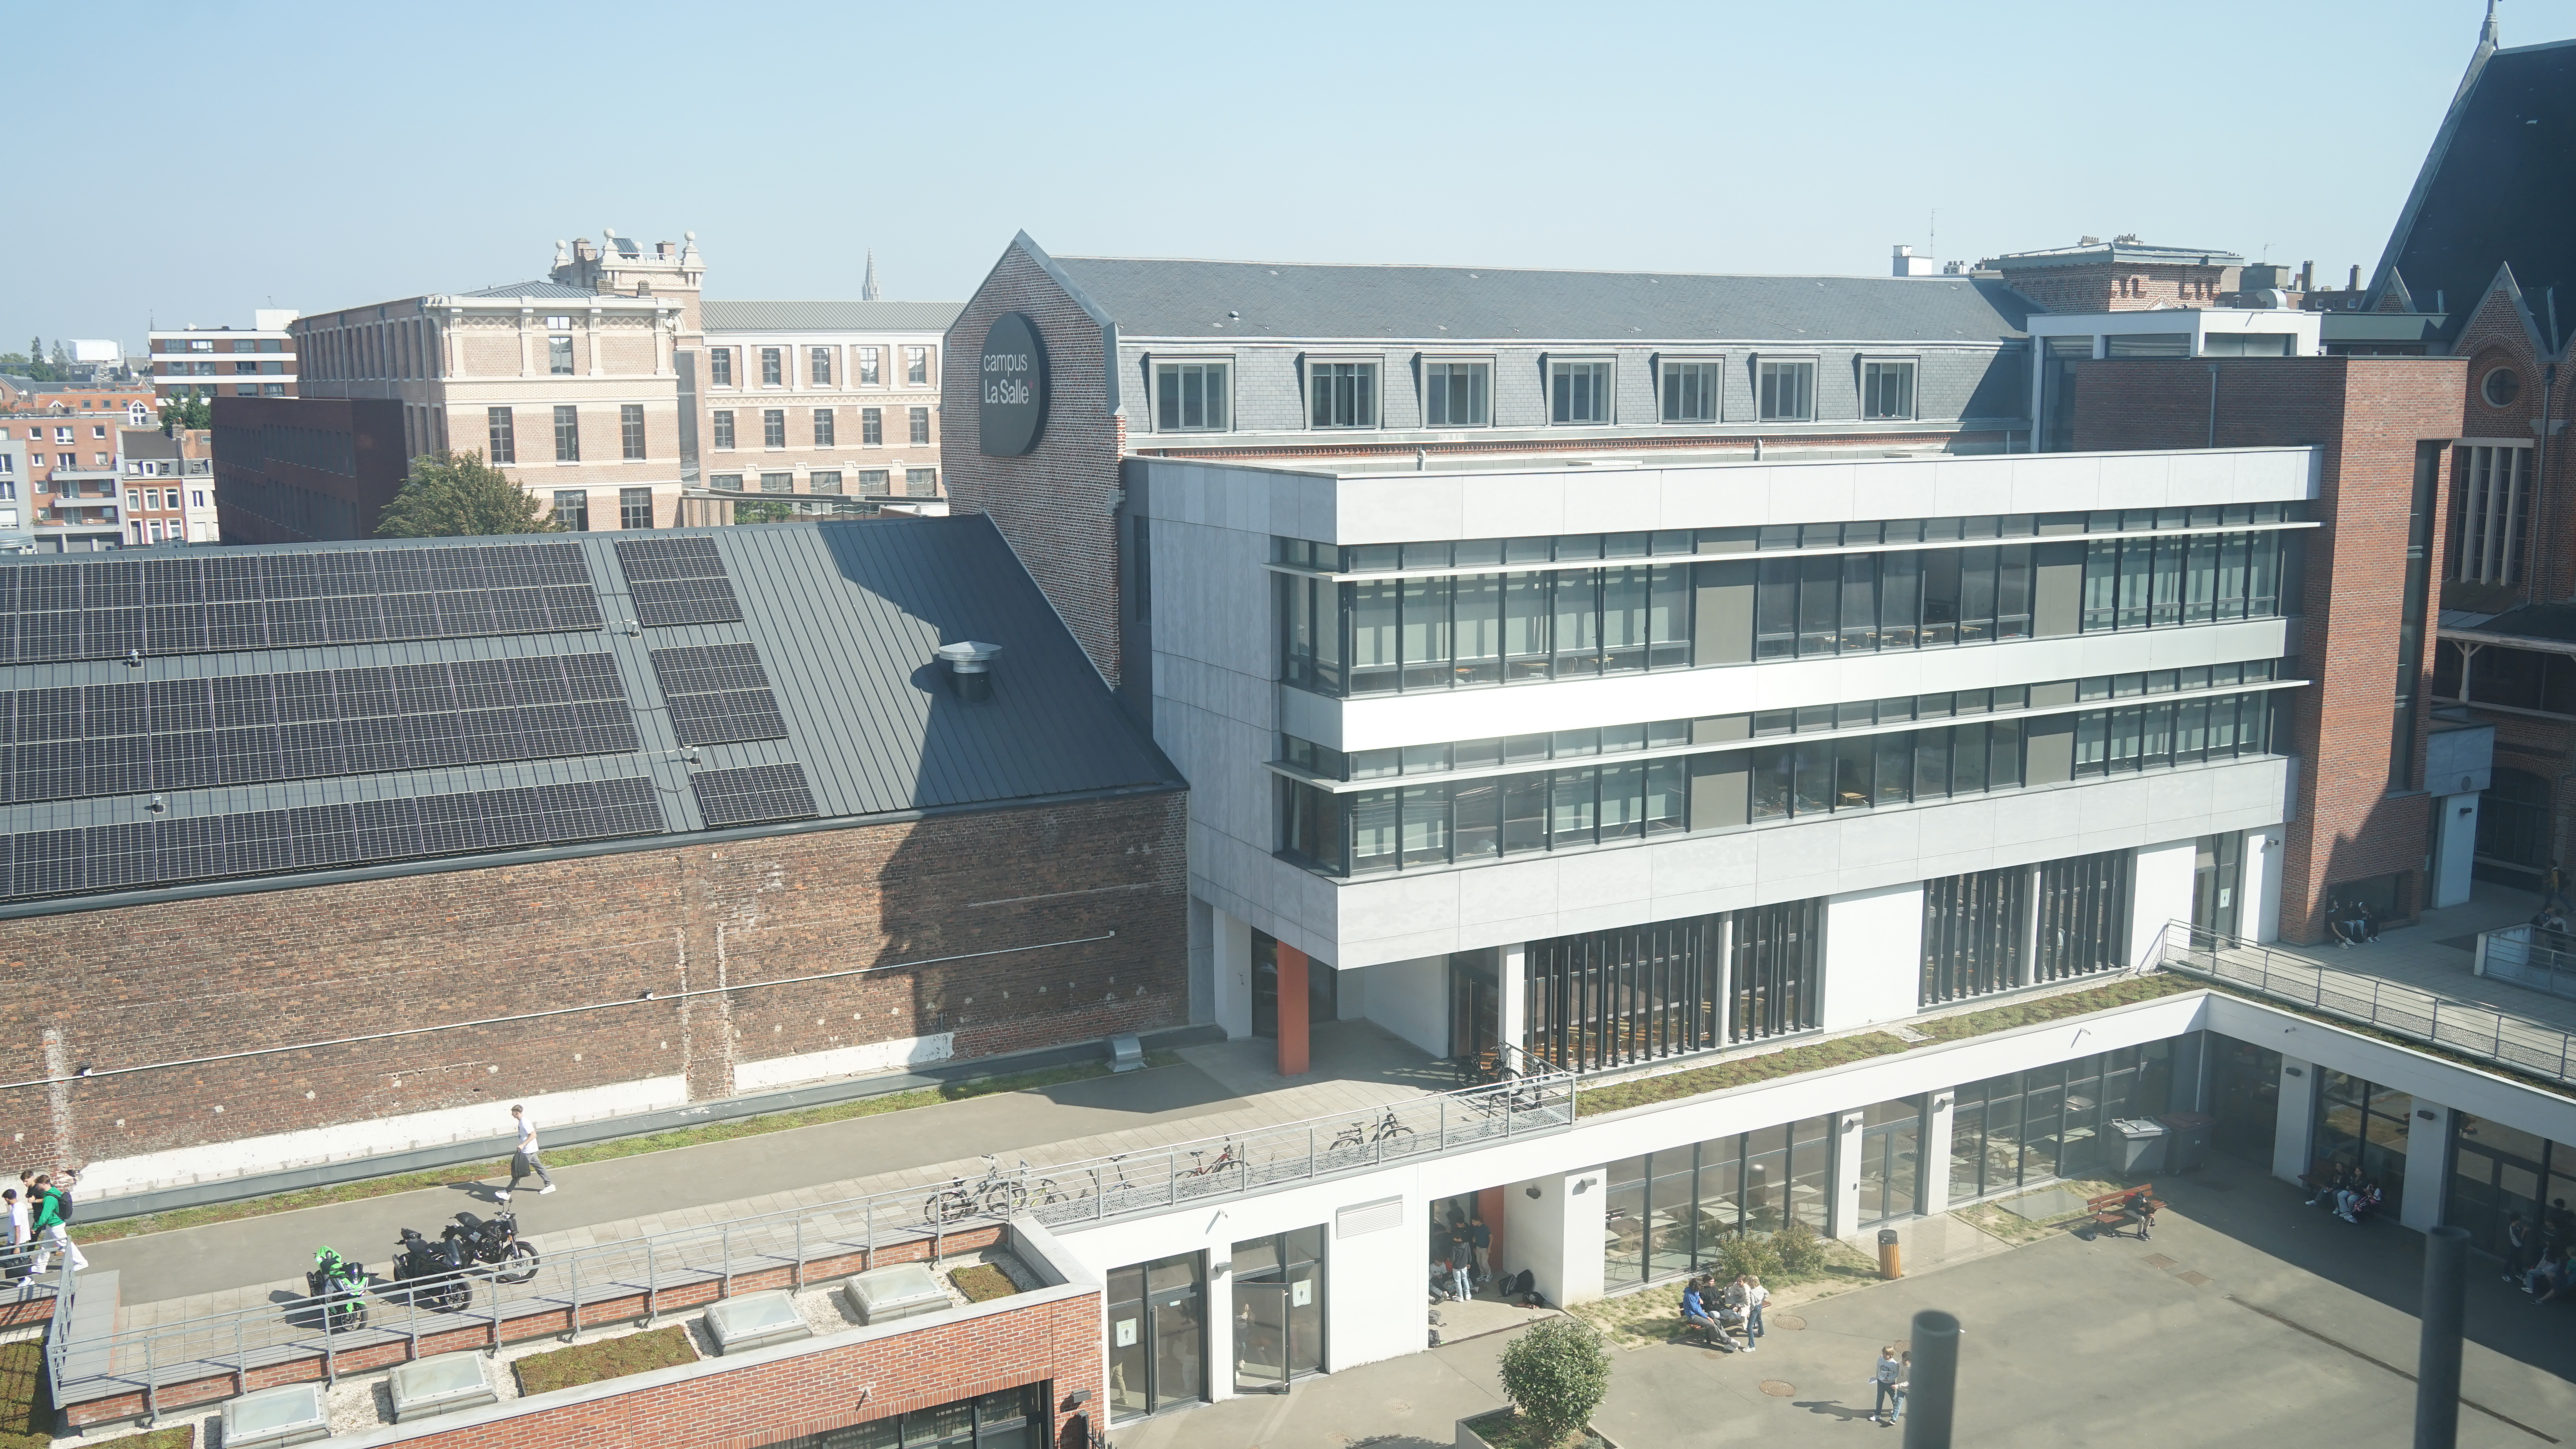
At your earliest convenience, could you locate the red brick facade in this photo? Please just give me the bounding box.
[943,248,1129,688]
[1989,260,2233,314]
[2070,355,2469,943]
[0,790,1187,1181]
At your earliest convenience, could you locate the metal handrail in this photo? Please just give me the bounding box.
[2152,919,2576,1088]
[2475,923,2576,1003]
[47,1067,1576,1413]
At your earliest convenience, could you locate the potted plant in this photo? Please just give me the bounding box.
[1457,1318,1617,1448]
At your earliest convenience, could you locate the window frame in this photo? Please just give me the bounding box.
[547,335,575,376]
[813,407,837,447]
[618,486,653,529]
[1420,355,1495,429]
[1756,355,1819,423]
[762,408,787,449]
[759,347,784,387]
[1151,356,1234,433]
[486,406,516,464]
[1657,356,1723,425]
[708,347,733,387]
[620,402,646,460]
[1305,356,1384,431]
[861,406,883,446]
[551,404,580,463]
[904,346,930,385]
[809,346,834,386]
[1547,356,1616,426]
[857,346,881,386]
[1859,356,1918,422]
[552,488,589,531]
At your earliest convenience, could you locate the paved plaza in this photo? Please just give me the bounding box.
[1112,1151,2576,1449]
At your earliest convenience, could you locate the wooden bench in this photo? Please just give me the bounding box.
[2086,1185,2163,1240]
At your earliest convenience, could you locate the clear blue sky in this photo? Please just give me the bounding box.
[12,0,2570,352]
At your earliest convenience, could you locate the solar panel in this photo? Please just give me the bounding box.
[612,536,743,627]
[0,653,644,806]
[613,535,724,581]
[0,775,665,904]
[690,763,818,828]
[647,644,790,746]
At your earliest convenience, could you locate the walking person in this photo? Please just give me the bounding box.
[1467,1212,1492,1288]
[1870,1345,1902,1426]
[1895,1350,1912,1421]
[1742,1275,1769,1352]
[28,1172,86,1276]
[2503,1213,2537,1282]
[2,1189,24,1279]
[506,1105,557,1196]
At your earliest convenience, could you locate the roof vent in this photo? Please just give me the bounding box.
[935,641,1003,703]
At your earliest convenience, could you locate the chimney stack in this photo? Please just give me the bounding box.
[935,642,1003,703]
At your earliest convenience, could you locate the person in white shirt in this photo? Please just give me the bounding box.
[1871,1346,1903,1426]
[1741,1275,1770,1352]
[506,1105,557,1195]
[3,1189,25,1276]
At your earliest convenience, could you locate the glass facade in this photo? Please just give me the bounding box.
[2208,1036,2281,1166]
[2448,1116,2576,1260]
[2312,1070,2412,1214]
[1944,1045,2172,1203]
[1276,509,2299,699]
[759,1385,1045,1449]
[2038,850,2132,979]
[1857,1097,1924,1225]
[1604,1116,1836,1287]
[1920,866,2027,1004]
[1232,1226,1325,1390]
[1108,1254,1204,1422]
[1522,902,1823,1072]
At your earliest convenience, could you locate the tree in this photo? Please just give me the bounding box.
[733,498,795,524]
[1496,1319,1610,1448]
[158,394,211,432]
[375,451,564,538]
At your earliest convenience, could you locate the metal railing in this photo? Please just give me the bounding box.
[2473,923,2576,1003]
[47,1067,1574,1418]
[2154,919,2576,1088]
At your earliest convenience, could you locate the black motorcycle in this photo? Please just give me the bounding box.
[445,1198,541,1285]
[305,1245,369,1331]
[388,1225,475,1313]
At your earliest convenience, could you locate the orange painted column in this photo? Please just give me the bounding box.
[1478,1185,1508,1280]
[1276,942,1310,1077]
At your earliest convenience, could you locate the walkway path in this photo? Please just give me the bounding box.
[89,1021,1446,1323]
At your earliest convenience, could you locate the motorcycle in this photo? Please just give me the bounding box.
[305,1245,369,1331]
[445,1195,541,1285]
[387,1225,475,1313]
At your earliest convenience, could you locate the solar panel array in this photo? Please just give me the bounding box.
[0,655,639,803]
[0,544,603,663]
[647,643,790,745]
[614,536,744,627]
[690,763,818,828]
[0,776,664,903]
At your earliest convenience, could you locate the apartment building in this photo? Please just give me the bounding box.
[696,298,960,514]
[117,427,219,544]
[148,310,300,401]
[0,381,155,550]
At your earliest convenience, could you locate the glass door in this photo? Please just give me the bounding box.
[1449,950,1500,1078]
[1233,1281,1289,1392]
[1857,1097,1922,1225]
[2192,831,2244,940]
[1231,1227,1326,1391]
[1107,1252,1206,1423]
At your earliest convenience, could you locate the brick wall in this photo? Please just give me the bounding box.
[0,789,1187,1180]
[943,246,1126,687]
[353,1289,1104,1449]
[2070,355,2469,943]
[1995,262,2228,314]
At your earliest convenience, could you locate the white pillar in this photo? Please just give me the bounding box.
[2271,1056,2317,1186]
[2129,838,2199,969]
[1833,1109,1870,1240]
[1819,882,1924,1031]
[1205,1239,1238,1400]
[1919,1091,1958,1215]
[2018,865,2043,984]
[2246,826,2287,943]
[2433,795,2480,909]
[1713,915,1734,1045]
[1505,1168,1607,1308]
[1499,943,1528,1067]
[2401,1104,2451,1232]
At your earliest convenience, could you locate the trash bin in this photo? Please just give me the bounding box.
[1877,1228,1902,1279]
[2109,1117,2168,1174]
[2158,1112,2214,1172]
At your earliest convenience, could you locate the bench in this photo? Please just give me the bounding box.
[1677,1293,1746,1350]
[2086,1184,2163,1240]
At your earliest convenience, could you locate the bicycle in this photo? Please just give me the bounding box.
[1081,1152,1139,1204]
[927,1155,1027,1224]
[1330,1109,1415,1151]
[1182,1140,1244,1179]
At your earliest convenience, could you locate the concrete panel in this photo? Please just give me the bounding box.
[1507,1167,1609,1308]
[1337,476,1464,544]
[2130,837,2199,968]
[2402,1104,2452,1231]
[1820,881,1925,1031]
[1364,954,1450,1058]
[2272,1056,2318,1186]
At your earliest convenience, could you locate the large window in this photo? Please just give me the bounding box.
[711,410,735,449]
[906,468,939,497]
[707,347,732,386]
[1947,1045,2172,1203]
[1550,360,1611,424]
[552,489,588,531]
[547,335,574,376]
[906,346,930,385]
[760,472,793,494]
[1424,361,1489,427]
[552,405,579,462]
[1861,360,1915,420]
[812,407,835,446]
[1309,361,1378,428]
[619,486,652,529]
[1758,359,1814,421]
[620,403,646,460]
[1108,1255,1203,1422]
[760,347,783,386]
[1662,361,1719,423]
[1604,1116,1835,1288]
[857,347,881,385]
[2078,528,2283,632]
[486,406,515,464]
[909,406,931,445]
[810,346,833,385]
[1156,361,1230,431]
[766,1384,1047,1449]
[2451,444,2530,585]
[2314,1070,2413,1215]
[2448,1116,2576,1261]
[1921,866,2026,1004]
[862,407,883,445]
[762,409,786,447]
[1526,916,1725,1071]
[810,470,842,495]
[2036,849,2131,978]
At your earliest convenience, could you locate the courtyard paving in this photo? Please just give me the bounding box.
[1109,1151,2576,1449]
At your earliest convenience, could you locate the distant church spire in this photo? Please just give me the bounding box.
[861,251,881,303]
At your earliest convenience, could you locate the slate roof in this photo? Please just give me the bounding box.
[2371,37,2576,343]
[0,517,1176,915]
[701,300,964,333]
[450,280,605,300]
[1045,253,2035,343]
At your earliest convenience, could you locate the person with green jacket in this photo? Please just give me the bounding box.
[29,1171,85,1275]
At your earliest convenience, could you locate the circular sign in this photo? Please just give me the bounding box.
[978,311,1048,457]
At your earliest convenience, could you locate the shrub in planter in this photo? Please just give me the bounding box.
[1497,1318,1611,1449]
[1772,1219,1831,1277]
[1713,1231,1780,1282]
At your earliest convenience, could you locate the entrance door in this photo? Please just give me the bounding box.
[1857,1097,1922,1225]
[2192,832,2244,940]
[1448,949,1501,1078]
[1106,1252,1206,1422]
[1230,1226,1325,1392]
[1252,931,1279,1039]
[1233,1282,1290,1392]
